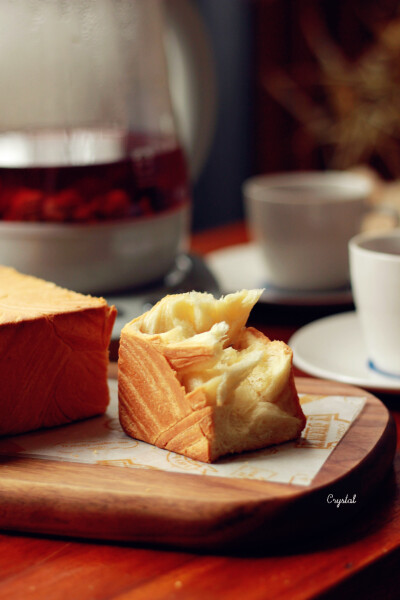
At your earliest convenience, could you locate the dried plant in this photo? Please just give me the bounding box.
[264,8,400,176]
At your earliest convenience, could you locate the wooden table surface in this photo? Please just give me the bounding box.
[1,222,400,600]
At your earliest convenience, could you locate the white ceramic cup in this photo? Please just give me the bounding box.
[349,229,400,377]
[243,171,392,292]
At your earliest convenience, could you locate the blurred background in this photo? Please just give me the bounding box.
[190,0,255,231]
[191,0,400,230]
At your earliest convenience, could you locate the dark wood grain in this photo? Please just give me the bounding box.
[189,221,249,256]
[0,378,395,551]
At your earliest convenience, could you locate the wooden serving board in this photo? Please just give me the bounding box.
[0,378,396,551]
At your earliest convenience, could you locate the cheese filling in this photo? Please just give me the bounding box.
[129,290,290,403]
[126,289,302,456]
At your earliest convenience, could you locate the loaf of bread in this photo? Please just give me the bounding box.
[118,289,305,462]
[0,266,116,436]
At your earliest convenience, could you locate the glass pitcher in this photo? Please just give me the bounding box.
[0,0,190,224]
[0,0,192,293]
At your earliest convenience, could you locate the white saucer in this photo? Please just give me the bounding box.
[289,311,400,393]
[206,243,353,306]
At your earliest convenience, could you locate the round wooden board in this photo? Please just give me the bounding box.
[0,377,396,550]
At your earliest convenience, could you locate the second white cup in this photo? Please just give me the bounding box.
[349,229,400,377]
[244,171,383,291]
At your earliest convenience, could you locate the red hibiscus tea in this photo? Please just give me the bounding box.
[0,130,190,222]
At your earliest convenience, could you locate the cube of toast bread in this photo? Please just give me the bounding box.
[118,289,305,463]
[0,266,117,436]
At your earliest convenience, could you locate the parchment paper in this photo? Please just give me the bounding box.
[0,380,365,486]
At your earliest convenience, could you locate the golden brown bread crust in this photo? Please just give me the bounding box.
[118,331,215,462]
[0,267,116,436]
[118,291,306,463]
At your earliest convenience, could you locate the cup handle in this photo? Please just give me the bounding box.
[364,203,399,229]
